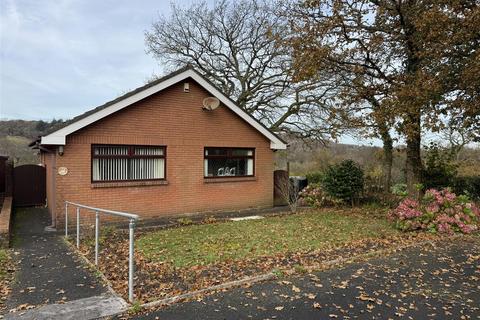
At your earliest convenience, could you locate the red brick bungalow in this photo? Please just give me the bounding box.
[31,67,287,227]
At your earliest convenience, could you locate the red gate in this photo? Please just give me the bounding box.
[13,164,46,207]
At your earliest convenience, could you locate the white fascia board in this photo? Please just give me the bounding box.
[41,69,287,150]
[270,141,287,150]
[41,135,65,145]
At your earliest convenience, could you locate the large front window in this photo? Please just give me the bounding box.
[92,145,165,182]
[204,147,254,178]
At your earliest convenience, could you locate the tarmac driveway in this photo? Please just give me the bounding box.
[126,236,480,319]
[4,207,108,313]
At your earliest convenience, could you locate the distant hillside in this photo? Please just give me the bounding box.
[0,119,65,165]
[0,119,65,139]
[0,135,38,165]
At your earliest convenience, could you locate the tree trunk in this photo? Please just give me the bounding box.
[405,114,423,198]
[378,124,393,193]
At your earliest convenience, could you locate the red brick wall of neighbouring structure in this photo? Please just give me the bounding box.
[46,79,275,226]
[42,152,56,222]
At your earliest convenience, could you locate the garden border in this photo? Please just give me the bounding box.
[63,237,124,299]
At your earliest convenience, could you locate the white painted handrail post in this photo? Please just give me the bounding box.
[76,207,80,248]
[128,218,135,303]
[95,211,99,265]
[65,202,68,238]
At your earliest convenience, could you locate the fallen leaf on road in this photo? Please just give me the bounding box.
[307,293,316,300]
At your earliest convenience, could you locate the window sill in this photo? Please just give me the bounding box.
[91,180,168,188]
[204,177,257,183]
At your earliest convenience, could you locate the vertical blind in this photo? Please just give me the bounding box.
[92,145,165,182]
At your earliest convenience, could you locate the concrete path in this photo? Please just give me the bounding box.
[2,207,124,319]
[125,236,480,319]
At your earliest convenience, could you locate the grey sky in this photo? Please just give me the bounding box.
[0,0,214,121]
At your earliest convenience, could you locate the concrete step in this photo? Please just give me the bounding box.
[4,295,127,320]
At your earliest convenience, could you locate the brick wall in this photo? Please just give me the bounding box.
[48,79,274,226]
[0,197,12,248]
[43,152,56,221]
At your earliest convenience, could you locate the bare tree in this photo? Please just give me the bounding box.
[145,0,342,142]
[441,117,479,160]
[275,175,302,213]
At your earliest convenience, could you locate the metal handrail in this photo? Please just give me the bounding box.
[65,201,139,219]
[64,201,139,303]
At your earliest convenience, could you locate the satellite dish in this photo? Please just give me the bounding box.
[202,97,220,111]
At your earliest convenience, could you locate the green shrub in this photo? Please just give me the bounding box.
[391,183,408,197]
[321,160,364,205]
[306,171,324,184]
[423,142,457,190]
[453,176,480,201]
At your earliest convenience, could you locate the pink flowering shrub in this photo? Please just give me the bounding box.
[389,188,480,234]
[299,183,342,207]
[299,184,326,207]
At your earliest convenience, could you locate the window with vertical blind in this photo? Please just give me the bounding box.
[92,145,166,182]
[204,147,254,178]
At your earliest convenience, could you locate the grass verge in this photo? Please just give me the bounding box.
[0,248,14,310]
[0,249,10,278]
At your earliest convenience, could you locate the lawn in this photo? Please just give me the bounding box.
[137,209,399,268]
[76,208,440,302]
